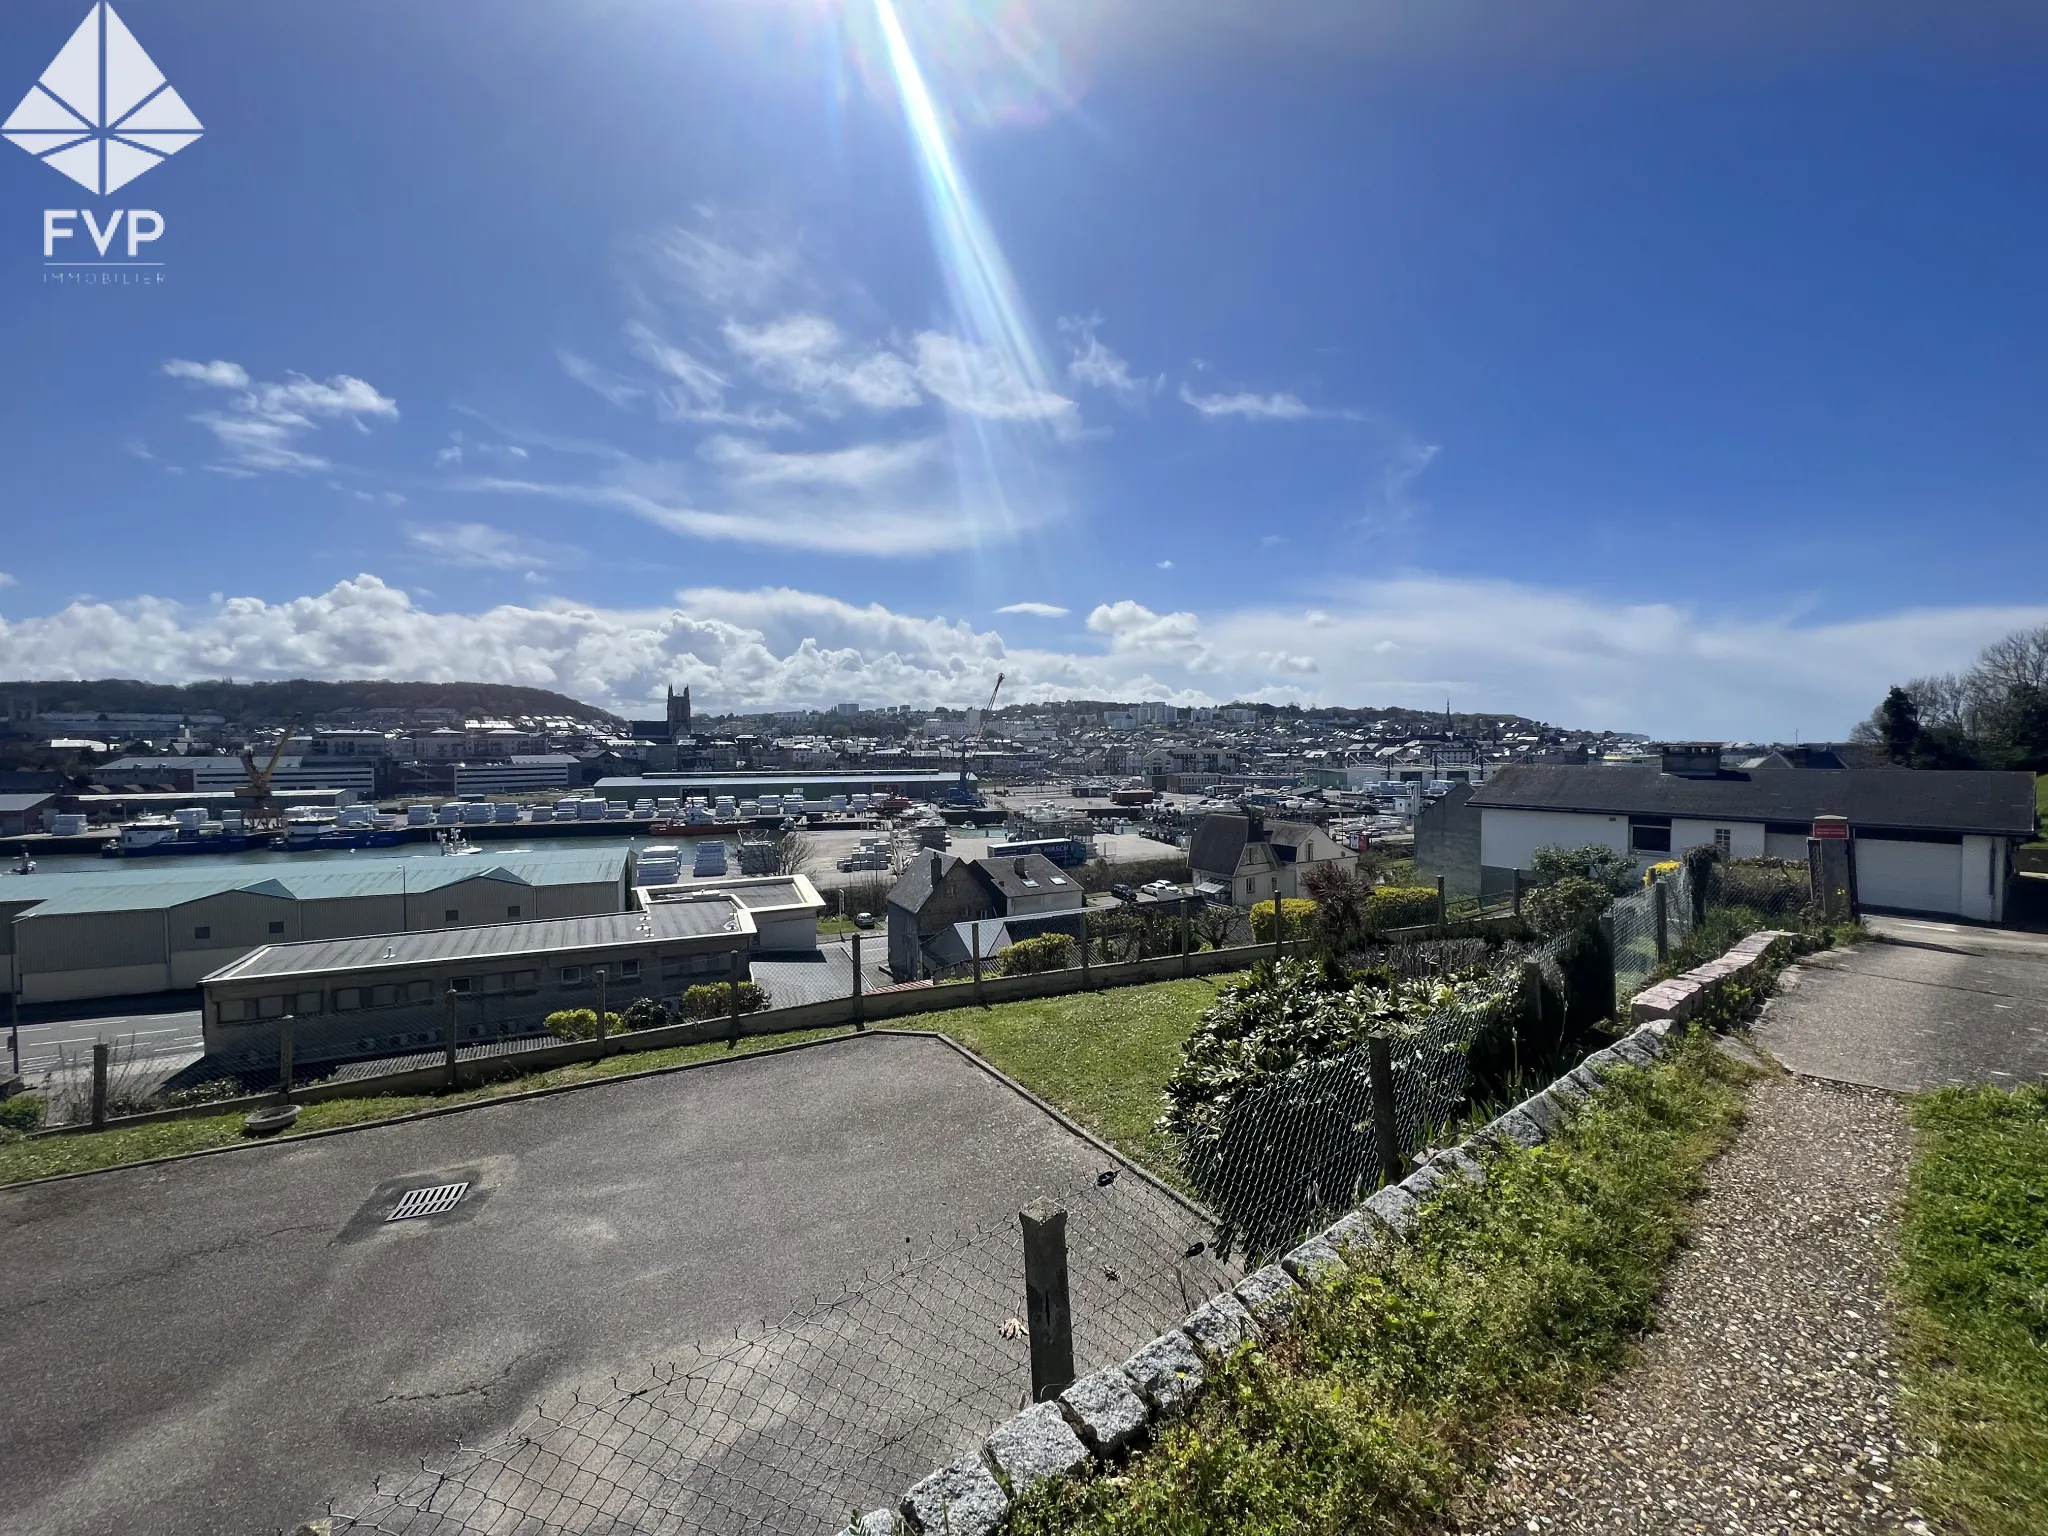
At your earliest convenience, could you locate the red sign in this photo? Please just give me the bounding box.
[1811,816,1850,839]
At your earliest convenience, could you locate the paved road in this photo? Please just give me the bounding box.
[0,1033,1209,1536]
[8,1008,203,1079]
[1756,919,2048,1091]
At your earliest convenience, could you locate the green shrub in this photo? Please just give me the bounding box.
[1364,885,1440,931]
[0,1094,45,1136]
[1249,897,1318,943]
[677,981,769,1020]
[998,933,1076,976]
[621,996,668,1032]
[1522,875,1615,939]
[543,1008,621,1041]
[1718,856,1810,915]
[1531,842,1635,895]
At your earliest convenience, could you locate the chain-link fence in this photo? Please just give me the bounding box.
[327,1163,1239,1536]
[1172,941,1559,1263]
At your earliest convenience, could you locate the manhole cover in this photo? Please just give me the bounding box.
[386,1181,470,1222]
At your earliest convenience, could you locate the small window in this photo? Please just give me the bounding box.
[619,959,641,979]
[371,983,398,1007]
[335,988,362,1011]
[449,977,472,995]
[481,973,506,994]
[506,904,521,919]
[444,908,460,923]
[1630,826,1672,854]
[405,980,432,1003]
[510,969,538,989]
[259,994,285,1018]
[662,955,687,980]
[560,964,584,985]
[295,991,322,1015]
[1714,827,1732,857]
[267,920,285,935]
[193,925,211,940]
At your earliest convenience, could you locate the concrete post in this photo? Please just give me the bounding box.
[1513,869,1523,919]
[727,950,743,1047]
[90,1040,108,1130]
[1080,912,1091,990]
[1020,1198,1075,1402]
[972,920,985,1007]
[1272,895,1284,965]
[443,988,460,1089]
[1597,912,1618,1021]
[1652,880,1669,962]
[1436,874,1447,929]
[850,932,864,1029]
[278,1014,295,1101]
[1180,895,1192,977]
[7,987,17,1078]
[1368,1036,1401,1187]
[595,967,608,1053]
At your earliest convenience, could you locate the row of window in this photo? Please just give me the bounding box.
[1626,824,1735,856]
[216,951,733,1023]
[193,904,524,945]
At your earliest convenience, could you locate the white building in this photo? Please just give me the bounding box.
[1468,750,2037,924]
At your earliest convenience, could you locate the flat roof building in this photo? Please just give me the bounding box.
[203,894,754,1072]
[592,771,971,803]
[3,847,627,1004]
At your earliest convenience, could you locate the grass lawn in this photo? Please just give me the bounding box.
[0,1025,852,1187]
[889,974,1241,1182]
[1899,1082,2048,1535]
[1010,1034,1754,1535]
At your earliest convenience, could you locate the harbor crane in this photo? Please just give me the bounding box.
[236,718,300,826]
[955,672,1003,801]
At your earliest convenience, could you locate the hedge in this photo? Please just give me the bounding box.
[1366,885,1441,930]
[544,1009,622,1041]
[1249,898,1319,943]
[998,933,1077,976]
[678,982,769,1019]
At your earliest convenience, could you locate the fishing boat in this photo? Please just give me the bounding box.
[102,814,267,857]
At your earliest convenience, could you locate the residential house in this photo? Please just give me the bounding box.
[1466,746,2037,924]
[1189,812,1355,907]
[884,850,1085,979]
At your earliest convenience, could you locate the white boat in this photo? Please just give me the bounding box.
[438,828,479,856]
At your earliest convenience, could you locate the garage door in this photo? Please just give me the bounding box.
[1855,837,1963,915]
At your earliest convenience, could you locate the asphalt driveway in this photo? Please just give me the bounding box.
[0,1032,1222,1536]
[1756,918,2048,1091]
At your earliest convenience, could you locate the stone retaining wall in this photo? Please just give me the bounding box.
[1626,929,1795,1027]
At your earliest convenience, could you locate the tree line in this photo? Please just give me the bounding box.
[1854,624,2048,771]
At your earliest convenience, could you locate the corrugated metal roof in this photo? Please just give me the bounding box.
[208,897,751,982]
[4,848,625,918]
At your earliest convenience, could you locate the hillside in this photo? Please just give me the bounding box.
[2,679,620,727]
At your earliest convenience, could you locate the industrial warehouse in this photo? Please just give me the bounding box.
[1,848,626,1005]
[200,895,756,1072]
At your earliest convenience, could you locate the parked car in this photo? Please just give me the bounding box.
[1111,882,1136,903]
[853,911,875,929]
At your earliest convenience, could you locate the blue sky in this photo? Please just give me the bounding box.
[2,0,2045,736]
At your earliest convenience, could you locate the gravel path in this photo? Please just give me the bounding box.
[1468,1070,1931,1535]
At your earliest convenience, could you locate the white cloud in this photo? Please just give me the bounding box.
[698,434,938,489]
[1178,383,1314,420]
[997,601,1069,617]
[912,333,1078,427]
[1059,316,1155,406]
[558,351,644,410]
[162,359,397,474]
[0,574,2040,736]
[624,321,729,409]
[0,572,15,589]
[405,522,578,572]
[723,316,922,412]
[1156,559,1174,570]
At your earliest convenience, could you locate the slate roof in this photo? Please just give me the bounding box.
[1189,815,1250,878]
[1469,765,2037,838]
[970,852,1075,902]
[886,849,955,912]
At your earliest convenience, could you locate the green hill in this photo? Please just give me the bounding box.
[2,678,620,727]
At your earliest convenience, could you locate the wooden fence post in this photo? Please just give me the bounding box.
[1368,1036,1401,1186]
[91,1040,108,1130]
[972,920,985,1007]
[595,967,608,1053]
[850,932,864,1029]
[278,1014,295,1101]
[1436,874,1447,929]
[1272,895,1284,964]
[1020,1198,1075,1402]
[1180,895,1192,977]
[443,988,460,1089]
[1653,880,1669,962]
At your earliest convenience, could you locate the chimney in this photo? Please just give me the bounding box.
[1657,742,1724,778]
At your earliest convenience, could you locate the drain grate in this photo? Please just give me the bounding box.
[386,1181,470,1222]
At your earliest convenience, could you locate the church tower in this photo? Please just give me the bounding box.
[667,684,691,739]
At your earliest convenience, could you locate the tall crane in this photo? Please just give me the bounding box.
[236,717,300,826]
[956,672,1003,802]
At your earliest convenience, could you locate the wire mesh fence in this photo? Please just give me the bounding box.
[327,1164,1239,1536]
